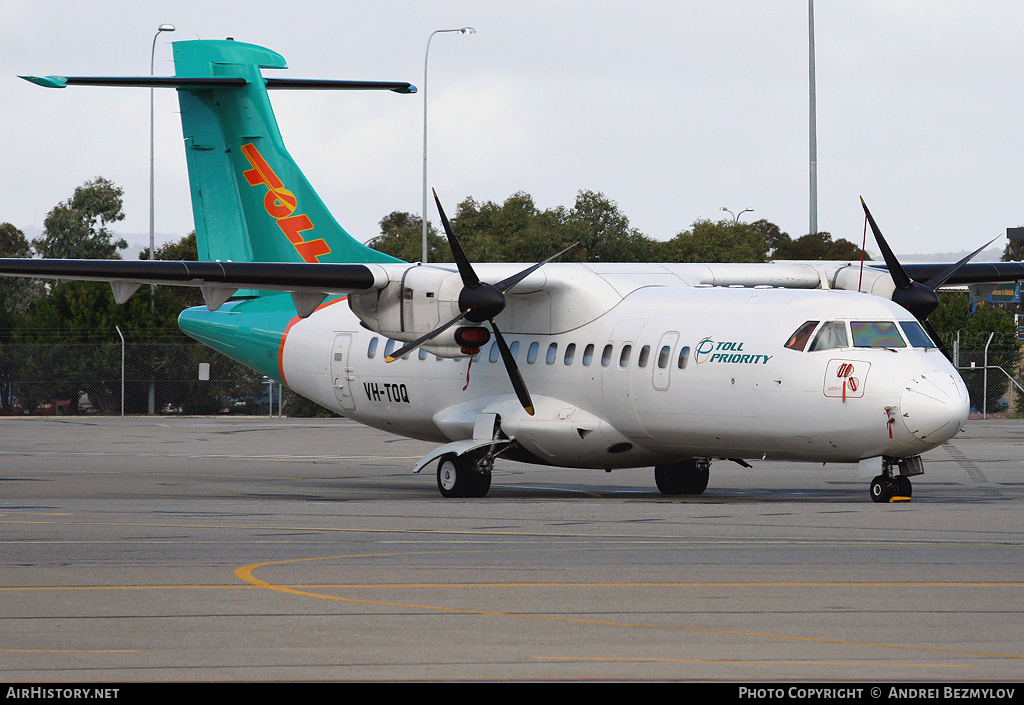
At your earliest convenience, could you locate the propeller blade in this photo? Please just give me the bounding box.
[385,308,470,362]
[494,242,579,294]
[922,318,953,363]
[861,196,913,291]
[491,320,534,415]
[922,236,1000,291]
[860,197,944,319]
[433,189,480,289]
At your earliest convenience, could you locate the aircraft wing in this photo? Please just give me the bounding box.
[898,261,1024,286]
[0,259,389,317]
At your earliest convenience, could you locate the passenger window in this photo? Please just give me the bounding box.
[638,345,650,368]
[657,345,671,368]
[418,349,428,360]
[488,342,500,363]
[619,344,632,368]
[785,320,820,351]
[527,342,539,364]
[564,343,576,365]
[546,343,558,365]
[582,344,594,366]
[367,337,379,359]
[384,339,396,357]
[601,344,613,367]
[808,322,848,351]
[509,341,520,359]
[678,346,690,369]
[851,321,906,348]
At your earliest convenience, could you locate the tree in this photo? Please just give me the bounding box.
[366,212,448,262]
[561,191,658,263]
[33,177,127,260]
[140,231,204,308]
[0,223,41,319]
[659,219,769,263]
[929,292,1022,414]
[752,219,868,261]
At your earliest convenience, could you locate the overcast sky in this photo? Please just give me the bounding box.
[2,1,1021,259]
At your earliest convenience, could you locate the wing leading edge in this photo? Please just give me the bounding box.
[0,259,389,317]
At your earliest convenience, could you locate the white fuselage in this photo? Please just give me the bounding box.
[279,269,969,471]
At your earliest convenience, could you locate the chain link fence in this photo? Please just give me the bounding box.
[0,329,332,417]
[0,327,1020,417]
[945,330,1024,417]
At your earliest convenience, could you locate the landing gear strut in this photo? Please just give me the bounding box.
[655,458,710,496]
[437,453,492,498]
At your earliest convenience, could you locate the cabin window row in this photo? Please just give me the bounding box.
[365,337,692,370]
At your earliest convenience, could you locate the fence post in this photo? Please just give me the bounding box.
[983,332,994,419]
[114,326,125,417]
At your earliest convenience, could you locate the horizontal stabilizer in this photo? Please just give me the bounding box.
[20,75,415,93]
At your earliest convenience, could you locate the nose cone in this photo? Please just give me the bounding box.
[900,371,969,444]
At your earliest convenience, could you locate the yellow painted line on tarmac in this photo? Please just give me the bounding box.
[0,649,142,654]
[234,554,1024,662]
[0,584,256,592]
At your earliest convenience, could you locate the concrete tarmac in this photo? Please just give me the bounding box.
[0,416,1022,682]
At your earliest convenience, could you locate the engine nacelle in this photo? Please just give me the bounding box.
[831,265,897,300]
[348,264,473,357]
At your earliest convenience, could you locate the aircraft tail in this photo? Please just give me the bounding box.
[172,39,406,266]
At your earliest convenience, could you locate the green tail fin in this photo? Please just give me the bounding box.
[173,39,403,266]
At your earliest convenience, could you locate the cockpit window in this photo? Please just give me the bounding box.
[808,321,848,351]
[899,320,937,348]
[785,320,820,351]
[851,321,906,348]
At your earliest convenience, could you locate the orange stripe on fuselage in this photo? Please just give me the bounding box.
[277,297,349,387]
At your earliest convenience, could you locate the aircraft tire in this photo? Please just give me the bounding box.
[870,475,892,503]
[437,455,467,498]
[894,475,912,498]
[465,469,491,498]
[437,454,491,498]
[655,460,709,496]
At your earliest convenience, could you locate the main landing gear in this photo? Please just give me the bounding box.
[437,453,492,498]
[654,458,710,496]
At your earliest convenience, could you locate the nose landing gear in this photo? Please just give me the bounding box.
[869,456,918,503]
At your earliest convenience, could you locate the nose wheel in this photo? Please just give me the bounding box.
[869,474,912,503]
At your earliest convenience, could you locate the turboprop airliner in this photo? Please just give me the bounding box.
[8,39,1024,502]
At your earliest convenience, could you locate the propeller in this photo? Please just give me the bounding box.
[860,197,997,359]
[386,189,576,415]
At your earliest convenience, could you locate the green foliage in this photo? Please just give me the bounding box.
[365,212,448,263]
[659,219,768,263]
[929,292,1022,414]
[370,190,659,264]
[0,223,41,319]
[754,219,868,261]
[140,231,204,309]
[32,177,127,260]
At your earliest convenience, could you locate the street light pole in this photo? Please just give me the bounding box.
[720,206,753,223]
[149,24,174,416]
[150,24,175,276]
[422,27,475,263]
